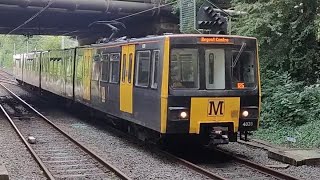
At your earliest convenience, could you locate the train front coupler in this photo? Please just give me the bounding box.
[206,127,229,146]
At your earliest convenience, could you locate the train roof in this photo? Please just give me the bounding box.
[87,33,256,48]
[13,34,257,54]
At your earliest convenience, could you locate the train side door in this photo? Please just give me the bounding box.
[120,44,135,113]
[83,48,92,101]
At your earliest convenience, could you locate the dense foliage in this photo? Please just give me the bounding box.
[233,0,320,84]
[232,0,320,147]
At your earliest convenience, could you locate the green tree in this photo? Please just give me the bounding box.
[232,0,320,84]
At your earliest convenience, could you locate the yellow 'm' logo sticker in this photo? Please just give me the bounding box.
[207,100,225,116]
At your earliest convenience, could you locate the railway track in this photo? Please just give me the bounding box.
[0,83,131,180]
[77,118,299,180]
[166,145,299,180]
[215,148,299,180]
[0,68,13,77]
[0,69,18,85]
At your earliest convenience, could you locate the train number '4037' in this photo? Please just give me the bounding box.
[242,121,254,127]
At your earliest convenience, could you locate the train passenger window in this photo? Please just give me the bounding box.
[53,59,57,76]
[170,48,199,89]
[50,59,53,74]
[101,54,109,82]
[55,58,58,75]
[151,50,160,89]
[205,49,225,89]
[27,58,33,71]
[32,58,35,71]
[45,55,49,73]
[42,57,46,72]
[66,53,72,77]
[47,57,49,73]
[26,59,28,70]
[135,51,151,87]
[57,58,61,76]
[128,53,133,84]
[121,54,127,83]
[92,54,101,81]
[47,56,50,73]
[76,55,84,78]
[31,59,33,71]
[15,59,21,69]
[232,51,256,88]
[109,53,120,83]
[41,56,44,72]
[35,58,37,71]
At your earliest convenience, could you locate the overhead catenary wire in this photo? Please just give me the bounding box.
[60,1,177,36]
[6,0,54,35]
[112,1,177,21]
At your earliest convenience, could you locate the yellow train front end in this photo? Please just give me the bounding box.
[162,35,261,145]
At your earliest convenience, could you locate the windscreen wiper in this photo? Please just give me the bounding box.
[232,42,247,68]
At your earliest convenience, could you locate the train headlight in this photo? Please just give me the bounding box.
[242,110,249,117]
[180,111,188,119]
[169,107,189,120]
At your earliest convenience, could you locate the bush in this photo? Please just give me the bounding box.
[257,70,320,147]
[296,121,320,148]
[261,70,320,127]
[260,70,304,127]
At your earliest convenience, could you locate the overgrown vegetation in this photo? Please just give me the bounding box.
[232,0,320,147]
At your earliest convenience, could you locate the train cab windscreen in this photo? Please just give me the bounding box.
[169,47,227,90]
[169,46,257,90]
[232,51,256,89]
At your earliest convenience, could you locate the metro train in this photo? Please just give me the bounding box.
[13,34,261,146]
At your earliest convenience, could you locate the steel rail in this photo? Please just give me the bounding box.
[0,73,14,80]
[71,112,228,180]
[90,110,295,180]
[0,80,17,85]
[0,83,132,180]
[0,80,16,84]
[159,150,227,180]
[0,105,55,180]
[215,148,299,180]
[237,139,275,150]
[0,70,18,85]
[82,120,228,180]
[0,69,14,76]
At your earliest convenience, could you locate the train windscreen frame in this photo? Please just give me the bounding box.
[169,43,257,90]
